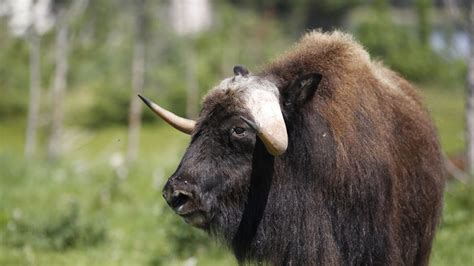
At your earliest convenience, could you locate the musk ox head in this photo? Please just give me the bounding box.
[139,65,321,236]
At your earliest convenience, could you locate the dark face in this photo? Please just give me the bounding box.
[160,70,322,238]
[162,90,257,234]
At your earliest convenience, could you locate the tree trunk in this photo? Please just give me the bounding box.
[185,43,198,119]
[47,11,69,161]
[25,28,41,159]
[415,0,432,46]
[126,0,146,163]
[467,2,474,177]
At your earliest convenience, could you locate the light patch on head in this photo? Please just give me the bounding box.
[209,75,288,155]
[211,75,282,116]
[213,75,277,94]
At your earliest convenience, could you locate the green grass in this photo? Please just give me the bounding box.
[432,182,474,266]
[423,86,464,154]
[0,122,236,266]
[0,87,470,265]
[422,87,470,265]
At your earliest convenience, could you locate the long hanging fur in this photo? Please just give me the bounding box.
[226,31,445,265]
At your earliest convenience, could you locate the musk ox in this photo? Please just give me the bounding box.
[139,31,445,265]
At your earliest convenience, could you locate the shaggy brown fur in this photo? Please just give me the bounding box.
[162,31,445,265]
[260,31,445,265]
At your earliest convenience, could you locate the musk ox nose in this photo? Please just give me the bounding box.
[169,190,193,209]
[163,180,197,215]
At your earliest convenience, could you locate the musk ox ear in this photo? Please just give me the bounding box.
[284,73,322,107]
[233,65,249,77]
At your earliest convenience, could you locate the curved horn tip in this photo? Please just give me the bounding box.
[137,94,152,106]
[240,116,287,156]
[137,94,196,135]
[263,136,288,156]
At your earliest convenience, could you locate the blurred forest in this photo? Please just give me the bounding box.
[0,0,472,265]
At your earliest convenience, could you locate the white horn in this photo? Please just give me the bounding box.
[242,88,288,156]
[138,94,196,135]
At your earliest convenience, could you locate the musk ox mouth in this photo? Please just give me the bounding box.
[180,211,210,229]
[171,196,211,229]
[164,187,212,229]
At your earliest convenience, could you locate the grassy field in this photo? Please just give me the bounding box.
[423,86,465,154]
[0,122,237,265]
[0,86,471,265]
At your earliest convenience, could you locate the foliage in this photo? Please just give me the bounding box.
[147,207,214,265]
[431,182,474,266]
[0,153,106,251]
[0,1,467,126]
[0,24,29,118]
[354,3,467,86]
[0,124,235,265]
[423,86,465,154]
[1,203,106,251]
[228,0,363,31]
[415,0,432,46]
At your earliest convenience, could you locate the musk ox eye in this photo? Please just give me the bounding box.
[232,127,246,136]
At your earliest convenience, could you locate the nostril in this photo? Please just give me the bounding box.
[170,190,193,209]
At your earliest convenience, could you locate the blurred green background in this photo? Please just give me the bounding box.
[0,0,472,265]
